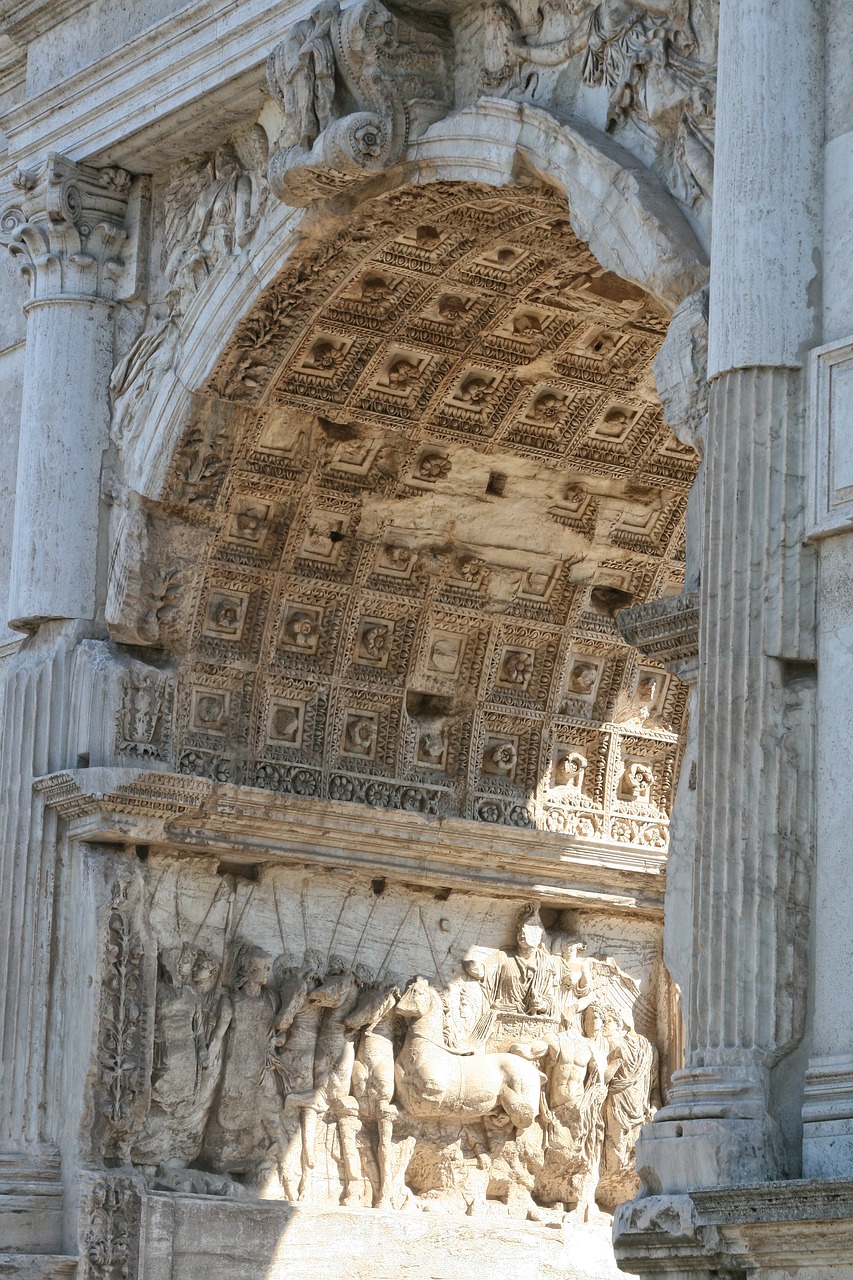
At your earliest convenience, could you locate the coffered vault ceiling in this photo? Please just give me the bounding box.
[141,181,696,850]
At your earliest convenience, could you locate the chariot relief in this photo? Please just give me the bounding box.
[97,868,665,1221]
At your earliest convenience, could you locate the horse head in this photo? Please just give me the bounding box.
[395,975,435,1020]
[308,968,359,1009]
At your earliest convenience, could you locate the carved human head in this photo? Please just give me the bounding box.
[177,943,197,984]
[192,952,219,993]
[582,1004,604,1038]
[516,902,545,951]
[462,945,494,982]
[235,944,272,991]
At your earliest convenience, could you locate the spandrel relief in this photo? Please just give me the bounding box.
[257,0,715,223]
[94,859,670,1221]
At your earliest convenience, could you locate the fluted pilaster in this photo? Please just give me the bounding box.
[634,367,816,1190]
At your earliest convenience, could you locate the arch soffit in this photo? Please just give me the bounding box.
[125,101,709,503]
[107,158,701,852]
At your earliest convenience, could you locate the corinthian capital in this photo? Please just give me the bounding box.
[0,152,131,301]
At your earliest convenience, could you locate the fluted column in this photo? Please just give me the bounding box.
[633,0,821,1193]
[0,153,130,630]
[0,158,130,1220]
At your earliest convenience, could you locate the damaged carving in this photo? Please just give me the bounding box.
[266,0,452,204]
[104,886,660,1220]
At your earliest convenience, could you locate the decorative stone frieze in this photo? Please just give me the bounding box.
[266,0,452,205]
[259,0,716,221]
[77,839,668,1219]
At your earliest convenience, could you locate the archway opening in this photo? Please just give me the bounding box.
[137,179,696,853]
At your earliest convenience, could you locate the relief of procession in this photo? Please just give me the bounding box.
[100,870,663,1222]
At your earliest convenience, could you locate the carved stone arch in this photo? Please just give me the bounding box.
[408,101,709,310]
[119,100,708,503]
[107,117,707,852]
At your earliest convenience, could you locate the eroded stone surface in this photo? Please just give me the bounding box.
[107,182,694,855]
[90,857,669,1226]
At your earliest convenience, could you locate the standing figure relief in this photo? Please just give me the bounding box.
[116,900,662,1218]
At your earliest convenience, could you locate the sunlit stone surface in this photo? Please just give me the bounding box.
[0,1,848,1278]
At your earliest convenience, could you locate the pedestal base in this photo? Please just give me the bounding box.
[803,1055,853,1178]
[635,1116,783,1196]
[614,1181,853,1279]
[142,1196,632,1280]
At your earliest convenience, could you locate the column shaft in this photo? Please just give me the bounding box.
[9,298,113,629]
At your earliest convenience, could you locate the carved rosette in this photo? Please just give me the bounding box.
[0,152,130,301]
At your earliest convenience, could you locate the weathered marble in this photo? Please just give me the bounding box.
[0,0,849,1277]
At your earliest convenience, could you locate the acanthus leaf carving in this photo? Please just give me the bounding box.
[95,879,154,1165]
[80,1175,141,1280]
[0,153,130,300]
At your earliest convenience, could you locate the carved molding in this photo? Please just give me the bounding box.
[79,1175,141,1280]
[617,592,699,665]
[261,0,715,219]
[95,880,154,1164]
[0,152,130,301]
[34,767,669,904]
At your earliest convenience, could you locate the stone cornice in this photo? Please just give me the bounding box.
[34,768,666,914]
[0,0,308,166]
[616,1183,853,1273]
[617,591,700,665]
[0,152,130,299]
[1,0,92,42]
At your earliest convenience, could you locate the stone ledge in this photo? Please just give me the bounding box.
[144,1194,631,1280]
[33,768,666,913]
[0,1258,76,1279]
[617,592,700,665]
[614,1182,853,1275]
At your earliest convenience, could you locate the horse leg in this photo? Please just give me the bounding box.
[299,1104,320,1194]
[375,1102,397,1208]
[278,1128,302,1199]
[500,1080,539,1131]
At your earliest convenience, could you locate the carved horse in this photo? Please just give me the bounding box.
[395,976,542,1130]
[284,968,364,1204]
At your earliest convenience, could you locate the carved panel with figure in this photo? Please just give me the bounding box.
[90,856,672,1221]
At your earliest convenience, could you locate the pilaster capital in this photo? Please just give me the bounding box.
[0,152,131,301]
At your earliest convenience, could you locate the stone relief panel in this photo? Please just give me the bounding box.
[108,131,270,451]
[480,0,717,215]
[256,0,715,222]
[266,0,453,205]
[110,182,693,854]
[89,857,671,1222]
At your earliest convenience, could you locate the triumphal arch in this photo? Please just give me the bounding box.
[0,0,849,1276]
